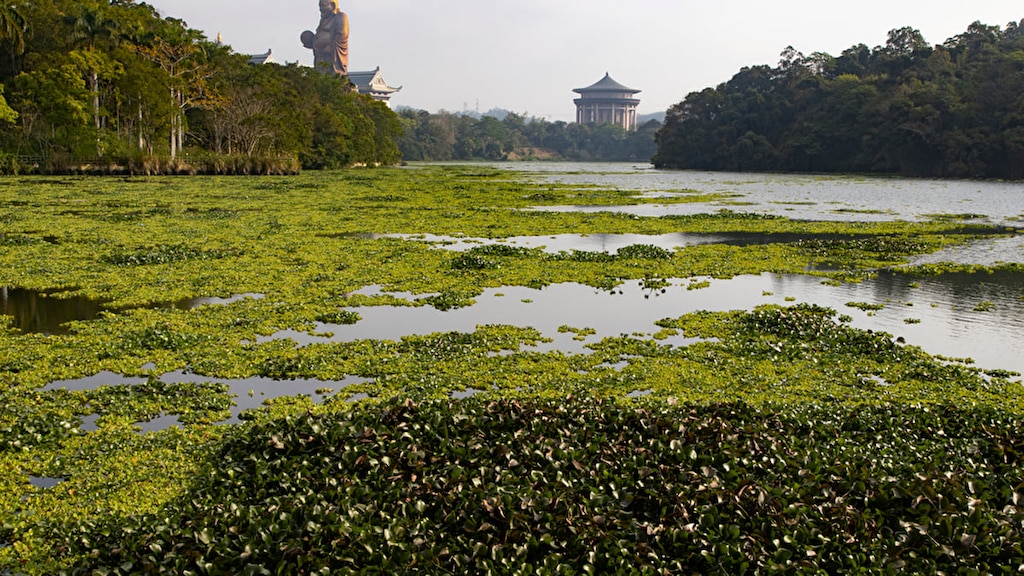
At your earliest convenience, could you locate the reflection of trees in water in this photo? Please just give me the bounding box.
[769,270,1024,373]
[0,288,106,334]
[770,270,1023,313]
[882,270,1022,311]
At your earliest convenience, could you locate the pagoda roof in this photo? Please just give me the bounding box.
[348,67,402,95]
[246,49,275,65]
[573,73,640,94]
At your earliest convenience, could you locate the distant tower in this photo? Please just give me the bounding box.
[573,73,641,131]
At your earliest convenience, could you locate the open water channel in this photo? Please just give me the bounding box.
[8,163,1024,434]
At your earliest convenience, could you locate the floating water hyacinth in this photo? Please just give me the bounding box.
[0,165,1022,573]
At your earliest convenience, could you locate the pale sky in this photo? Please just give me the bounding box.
[147,0,1022,121]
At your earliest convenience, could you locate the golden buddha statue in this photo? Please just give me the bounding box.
[301,0,349,75]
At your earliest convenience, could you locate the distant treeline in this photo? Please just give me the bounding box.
[0,0,401,174]
[396,109,660,162]
[654,19,1024,179]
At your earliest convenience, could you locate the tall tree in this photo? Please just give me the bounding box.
[7,65,90,157]
[136,23,218,159]
[65,3,122,133]
[0,3,25,74]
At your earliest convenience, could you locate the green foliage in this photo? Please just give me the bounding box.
[449,252,500,271]
[796,235,934,270]
[973,300,996,312]
[0,84,16,124]
[846,301,885,311]
[316,310,361,325]
[615,243,673,260]
[397,108,661,162]
[420,290,477,311]
[654,19,1024,178]
[62,398,1024,574]
[0,0,402,171]
[0,166,1020,573]
[101,244,238,266]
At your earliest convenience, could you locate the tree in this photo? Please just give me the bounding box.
[65,3,122,133]
[0,0,404,171]
[653,19,1024,178]
[884,26,928,57]
[0,84,16,124]
[0,3,25,73]
[7,65,90,157]
[136,25,219,159]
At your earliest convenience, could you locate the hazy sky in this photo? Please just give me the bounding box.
[147,1,1022,121]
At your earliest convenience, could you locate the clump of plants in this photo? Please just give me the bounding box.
[845,301,885,312]
[101,244,240,267]
[59,397,1024,574]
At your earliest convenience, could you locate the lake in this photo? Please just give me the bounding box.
[502,162,1024,226]
[27,163,1024,428]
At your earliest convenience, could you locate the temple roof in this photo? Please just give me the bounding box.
[348,67,402,96]
[573,73,640,94]
[246,49,275,65]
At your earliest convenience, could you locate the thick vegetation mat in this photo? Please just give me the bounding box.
[65,398,1024,575]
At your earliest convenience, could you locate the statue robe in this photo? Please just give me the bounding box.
[313,11,349,75]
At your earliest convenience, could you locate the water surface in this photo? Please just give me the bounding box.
[264,271,1024,377]
[0,288,108,335]
[385,232,873,253]
[1,290,264,335]
[493,162,1024,226]
[44,370,371,429]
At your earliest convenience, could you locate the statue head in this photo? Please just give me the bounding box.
[319,0,339,16]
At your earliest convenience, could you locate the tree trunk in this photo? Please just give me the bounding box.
[90,69,103,157]
[169,88,177,159]
[90,69,99,129]
[137,102,144,151]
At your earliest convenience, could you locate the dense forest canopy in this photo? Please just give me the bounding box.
[396,108,660,162]
[653,19,1024,179]
[0,0,402,173]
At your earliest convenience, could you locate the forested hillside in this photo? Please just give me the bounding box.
[0,0,401,174]
[397,109,660,162]
[654,20,1024,179]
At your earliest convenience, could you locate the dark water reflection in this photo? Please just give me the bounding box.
[265,271,1024,377]
[0,288,109,335]
[0,290,264,335]
[908,234,1024,266]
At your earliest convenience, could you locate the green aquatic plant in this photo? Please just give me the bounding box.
[315,310,361,324]
[558,325,598,341]
[846,301,885,311]
[0,166,1020,573]
[923,212,988,221]
[56,398,1024,575]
